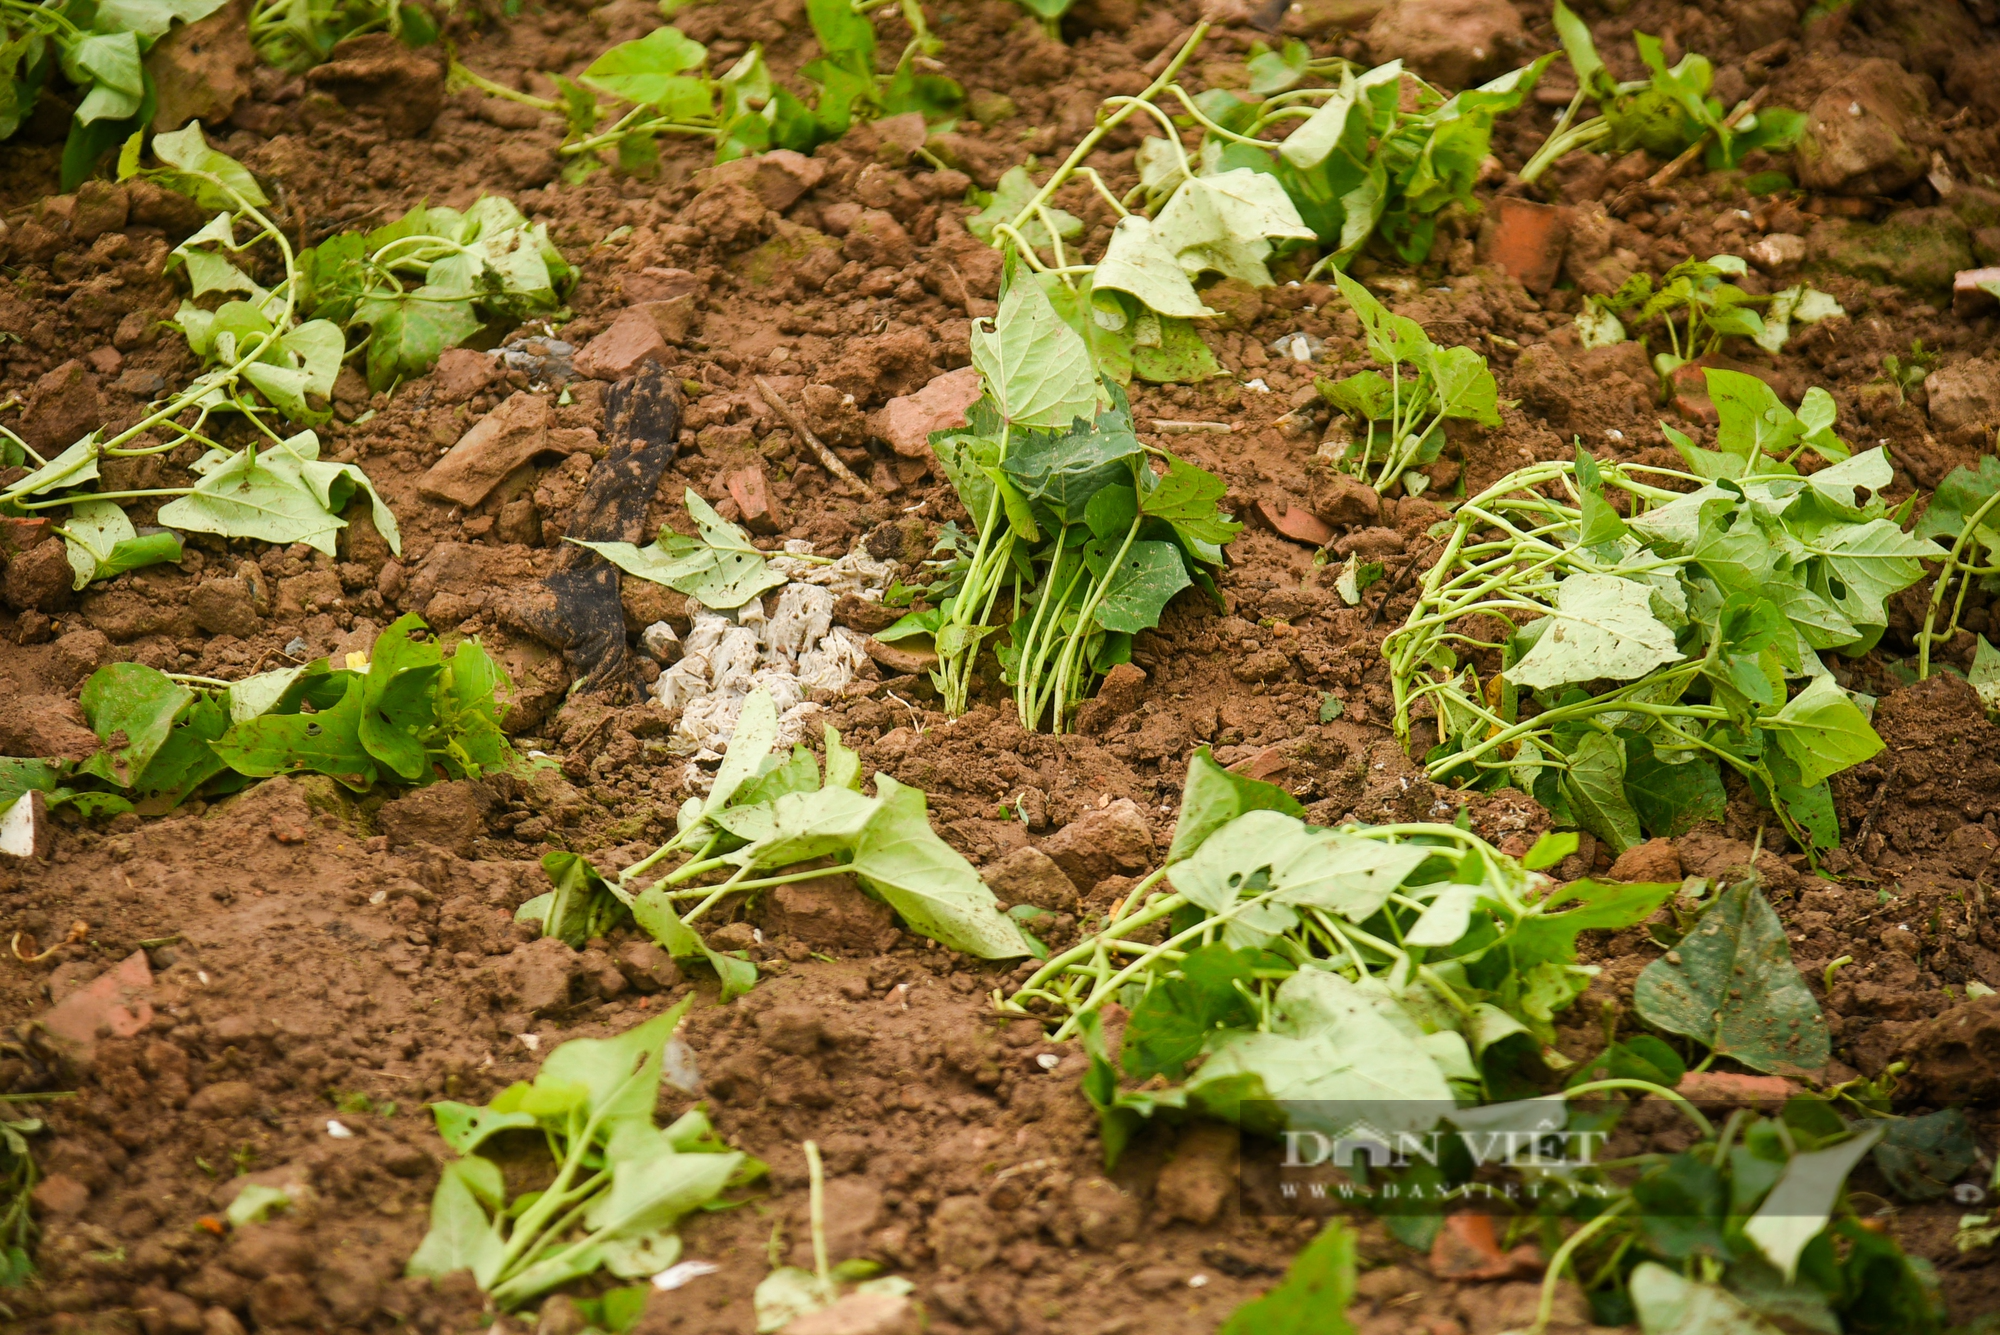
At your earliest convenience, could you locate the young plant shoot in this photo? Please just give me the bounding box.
[411,1002,761,1308]
[0,126,402,592]
[516,688,1032,995]
[1316,270,1501,494]
[909,256,1238,728]
[0,614,516,821]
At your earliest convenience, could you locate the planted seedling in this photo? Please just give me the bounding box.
[0,1096,53,1304]
[453,2,958,179]
[0,0,230,186]
[1006,750,1680,1162]
[751,1141,911,1331]
[1520,1,1803,184]
[1913,455,2000,679]
[248,0,441,74]
[964,21,1551,391]
[293,195,573,390]
[1,127,404,589]
[1385,370,1938,857]
[515,686,1031,992]
[0,614,514,823]
[410,1002,761,1308]
[1316,269,1500,494]
[1573,254,1842,390]
[914,258,1238,726]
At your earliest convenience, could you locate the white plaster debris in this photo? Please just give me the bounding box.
[650,542,897,760]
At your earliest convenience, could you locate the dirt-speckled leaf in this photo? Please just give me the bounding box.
[1509,573,1682,691]
[632,886,759,1000]
[77,662,194,788]
[1633,878,1830,1076]
[846,775,1030,958]
[210,673,379,790]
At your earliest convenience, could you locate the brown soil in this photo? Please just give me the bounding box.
[4,1,2000,1332]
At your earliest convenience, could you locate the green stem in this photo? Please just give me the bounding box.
[1525,1200,1632,1335]
[1917,489,2000,678]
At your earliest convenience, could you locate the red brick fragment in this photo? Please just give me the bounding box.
[1478,197,1570,294]
[726,466,786,536]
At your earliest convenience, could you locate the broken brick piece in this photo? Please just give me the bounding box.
[1478,197,1570,294]
[573,309,673,381]
[726,466,786,536]
[1256,498,1336,547]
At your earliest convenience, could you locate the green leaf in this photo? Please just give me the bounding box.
[805,0,875,57]
[535,1005,690,1129]
[1566,1033,1686,1089]
[1092,215,1216,319]
[1799,519,1937,632]
[1426,343,1501,426]
[1216,1221,1356,1335]
[1000,414,1141,524]
[1744,1126,1882,1280]
[156,442,345,554]
[405,1156,506,1286]
[77,662,194,788]
[1167,745,1303,864]
[1151,169,1316,288]
[1129,312,1224,385]
[129,691,231,810]
[580,27,710,112]
[1551,0,1605,91]
[1561,730,1642,855]
[1764,677,1883,789]
[429,1101,539,1157]
[357,614,443,782]
[62,30,144,124]
[1915,456,2000,564]
[1509,573,1683,691]
[571,490,786,610]
[354,290,485,391]
[1623,737,1727,838]
[1522,832,1577,870]
[1121,942,1265,1080]
[1082,539,1190,634]
[62,498,181,588]
[1139,454,1242,548]
[1512,878,1677,968]
[1873,1109,1979,1202]
[1970,635,2000,715]
[150,121,268,209]
[1632,878,1831,1076]
[211,673,379,790]
[719,786,878,870]
[972,266,1105,430]
[1629,1262,1788,1334]
[845,775,1030,957]
[631,887,759,999]
[965,164,1081,251]
[1186,970,1453,1129]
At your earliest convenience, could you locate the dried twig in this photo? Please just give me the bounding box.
[1613,88,1767,213]
[753,376,875,498]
